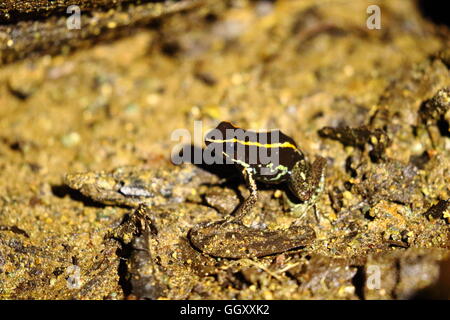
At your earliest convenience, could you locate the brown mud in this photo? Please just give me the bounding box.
[0,0,449,299]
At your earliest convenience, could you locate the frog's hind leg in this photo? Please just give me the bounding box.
[230,168,258,222]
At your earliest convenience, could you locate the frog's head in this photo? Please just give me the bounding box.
[205,121,237,145]
[204,121,239,161]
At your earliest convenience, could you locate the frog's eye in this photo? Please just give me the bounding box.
[216,121,237,133]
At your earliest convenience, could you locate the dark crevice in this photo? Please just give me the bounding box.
[392,259,402,300]
[51,184,106,208]
[409,151,431,169]
[115,242,133,297]
[109,213,136,297]
[437,117,450,138]
[351,265,365,300]
[417,0,450,28]
[0,225,30,238]
[229,271,252,290]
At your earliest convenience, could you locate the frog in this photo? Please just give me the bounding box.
[189,121,327,258]
[63,121,326,259]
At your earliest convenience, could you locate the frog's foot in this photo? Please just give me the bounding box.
[285,197,315,219]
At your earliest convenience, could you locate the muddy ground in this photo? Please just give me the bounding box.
[0,0,449,299]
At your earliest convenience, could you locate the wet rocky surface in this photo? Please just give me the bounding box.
[0,0,449,299]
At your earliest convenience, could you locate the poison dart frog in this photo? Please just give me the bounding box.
[189,121,327,259]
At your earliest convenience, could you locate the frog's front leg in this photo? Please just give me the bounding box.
[229,168,258,222]
[287,156,327,218]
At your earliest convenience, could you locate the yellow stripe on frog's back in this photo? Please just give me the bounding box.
[205,138,298,150]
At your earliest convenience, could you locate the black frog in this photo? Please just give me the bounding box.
[204,121,326,203]
[189,121,327,258]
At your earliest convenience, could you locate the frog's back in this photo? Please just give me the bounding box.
[205,121,305,184]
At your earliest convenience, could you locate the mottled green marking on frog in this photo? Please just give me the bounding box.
[189,121,327,258]
[265,162,289,182]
